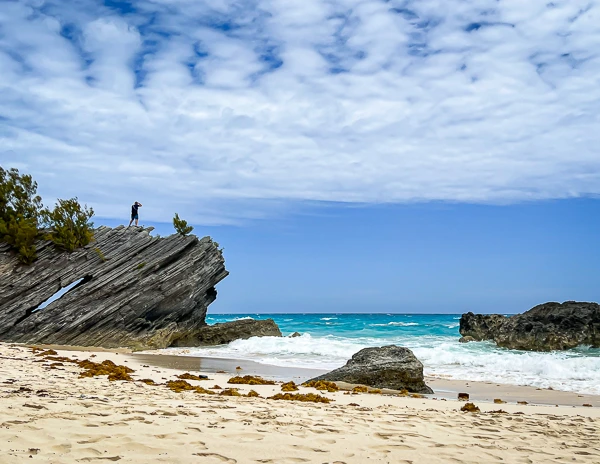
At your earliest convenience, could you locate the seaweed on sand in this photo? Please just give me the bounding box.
[352,385,368,393]
[281,381,299,392]
[460,402,480,413]
[220,388,242,397]
[166,380,215,394]
[302,380,339,392]
[228,375,276,385]
[78,359,135,381]
[268,393,331,404]
[177,373,208,381]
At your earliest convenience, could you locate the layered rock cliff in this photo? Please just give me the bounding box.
[0,226,229,350]
[460,301,600,351]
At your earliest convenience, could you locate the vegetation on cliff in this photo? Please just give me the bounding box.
[0,167,94,263]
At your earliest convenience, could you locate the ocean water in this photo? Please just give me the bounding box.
[161,313,600,395]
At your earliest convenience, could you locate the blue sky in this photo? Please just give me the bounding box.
[1,0,600,313]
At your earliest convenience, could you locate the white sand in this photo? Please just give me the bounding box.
[1,342,599,463]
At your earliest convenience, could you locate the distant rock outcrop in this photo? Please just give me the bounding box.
[460,301,600,351]
[308,345,433,394]
[0,226,230,350]
[171,319,282,346]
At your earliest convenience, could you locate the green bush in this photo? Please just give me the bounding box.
[42,198,95,252]
[173,213,194,236]
[0,167,43,263]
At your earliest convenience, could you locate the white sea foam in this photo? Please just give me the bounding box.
[370,322,419,327]
[163,335,600,394]
[320,317,338,321]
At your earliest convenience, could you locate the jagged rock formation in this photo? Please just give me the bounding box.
[460,301,600,351]
[309,345,433,394]
[0,226,229,350]
[171,319,282,346]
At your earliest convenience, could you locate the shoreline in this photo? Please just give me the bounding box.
[25,343,600,407]
[2,342,600,463]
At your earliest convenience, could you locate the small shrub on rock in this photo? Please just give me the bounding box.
[173,213,193,236]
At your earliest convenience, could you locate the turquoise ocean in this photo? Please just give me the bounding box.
[161,313,600,395]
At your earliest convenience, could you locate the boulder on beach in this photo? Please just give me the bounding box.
[460,301,600,351]
[308,345,433,394]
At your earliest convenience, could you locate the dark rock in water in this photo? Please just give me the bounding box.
[0,226,228,350]
[308,345,433,394]
[171,319,282,346]
[460,301,600,351]
[458,336,476,343]
[459,314,506,342]
[289,332,302,338]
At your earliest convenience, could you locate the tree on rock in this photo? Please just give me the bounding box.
[43,198,95,252]
[0,167,44,263]
[173,213,194,236]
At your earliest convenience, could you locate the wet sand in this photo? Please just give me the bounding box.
[130,351,600,407]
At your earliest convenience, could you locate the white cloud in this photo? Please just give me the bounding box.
[1,0,600,224]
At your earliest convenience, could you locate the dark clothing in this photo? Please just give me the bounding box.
[131,203,140,220]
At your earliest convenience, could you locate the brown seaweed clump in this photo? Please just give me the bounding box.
[302,380,339,392]
[460,402,480,413]
[494,398,506,404]
[211,385,222,389]
[166,380,215,394]
[583,404,593,407]
[397,389,409,396]
[368,389,383,394]
[352,385,368,393]
[246,390,261,398]
[177,373,208,381]
[268,393,331,404]
[220,388,242,397]
[517,401,528,405]
[458,392,469,401]
[410,393,425,398]
[196,386,216,395]
[281,381,299,392]
[228,375,276,385]
[139,379,157,385]
[78,359,135,381]
[34,349,58,357]
[489,409,507,414]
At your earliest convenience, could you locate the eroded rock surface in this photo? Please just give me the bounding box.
[309,345,433,394]
[171,318,282,346]
[460,301,600,351]
[0,226,229,350]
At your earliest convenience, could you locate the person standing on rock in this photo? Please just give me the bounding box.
[128,201,142,227]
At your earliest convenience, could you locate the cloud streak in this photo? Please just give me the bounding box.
[1,0,600,223]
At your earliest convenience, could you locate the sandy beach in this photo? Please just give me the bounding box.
[1,343,599,463]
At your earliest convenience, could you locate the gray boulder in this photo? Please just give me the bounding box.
[171,318,282,346]
[460,301,600,351]
[309,345,433,394]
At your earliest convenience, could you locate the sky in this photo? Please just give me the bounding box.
[1,0,599,313]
